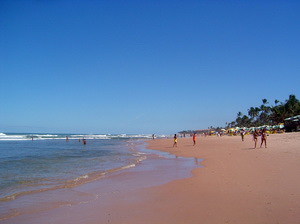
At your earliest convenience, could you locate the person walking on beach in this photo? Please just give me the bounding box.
[253,130,259,148]
[260,129,267,148]
[173,134,178,147]
[241,130,245,141]
[193,133,196,146]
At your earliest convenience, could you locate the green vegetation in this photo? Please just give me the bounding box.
[179,94,300,135]
[227,94,300,128]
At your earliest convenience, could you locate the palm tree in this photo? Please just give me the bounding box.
[248,107,257,122]
[248,107,255,118]
[241,115,251,127]
[230,121,236,128]
[228,95,300,130]
[285,94,300,117]
[258,98,272,125]
[262,99,269,105]
[271,102,287,124]
[235,112,244,127]
[236,117,242,127]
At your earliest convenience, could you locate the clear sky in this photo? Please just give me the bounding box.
[1,0,300,134]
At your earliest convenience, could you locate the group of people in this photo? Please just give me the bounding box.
[173,133,197,147]
[172,130,268,149]
[252,129,267,148]
[66,136,87,145]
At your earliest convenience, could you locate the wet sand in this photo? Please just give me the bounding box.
[3,133,300,224]
[1,142,199,224]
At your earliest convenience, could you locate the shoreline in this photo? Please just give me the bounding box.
[0,140,146,203]
[0,139,199,223]
[2,133,300,223]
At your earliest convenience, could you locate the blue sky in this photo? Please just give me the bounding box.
[1,0,300,134]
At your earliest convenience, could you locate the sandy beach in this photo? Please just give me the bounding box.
[141,132,300,224]
[96,132,300,224]
[3,132,300,224]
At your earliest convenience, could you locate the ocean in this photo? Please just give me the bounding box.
[0,132,201,222]
[0,133,158,200]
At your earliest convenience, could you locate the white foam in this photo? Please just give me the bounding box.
[0,133,168,141]
[0,134,27,141]
[137,156,147,163]
[123,164,136,169]
[74,175,89,182]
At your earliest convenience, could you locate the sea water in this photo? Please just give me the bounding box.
[0,133,157,202]
[0,133,201,222]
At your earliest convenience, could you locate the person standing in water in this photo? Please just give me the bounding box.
[173,134,178,147]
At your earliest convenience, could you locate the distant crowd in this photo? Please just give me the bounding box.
[169,128,269,149]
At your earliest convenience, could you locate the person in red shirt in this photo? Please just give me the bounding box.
[193,133,196,146]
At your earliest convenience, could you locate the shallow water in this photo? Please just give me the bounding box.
[0,137,202,223]
[0,139,143,201]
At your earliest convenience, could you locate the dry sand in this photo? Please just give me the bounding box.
[96,132,300,224]
[139,132,300,224]
[3,132,300,224]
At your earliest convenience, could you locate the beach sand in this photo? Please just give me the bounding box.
[141,132,300,224]
[3,133,300,224]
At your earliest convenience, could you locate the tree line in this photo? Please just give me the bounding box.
[226,94,300,128]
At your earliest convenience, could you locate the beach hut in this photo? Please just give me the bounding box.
[284,115,300,132]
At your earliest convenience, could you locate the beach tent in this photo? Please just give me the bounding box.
[272,124,285,129]
[285,115,300,122]
[284,115,300,132]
